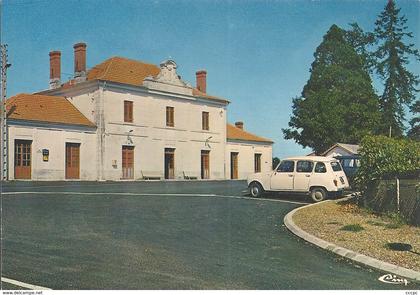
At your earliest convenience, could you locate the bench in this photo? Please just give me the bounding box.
[141,171,162,180]
[183,171,198,180]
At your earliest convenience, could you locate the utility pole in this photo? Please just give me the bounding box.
[1,44,10,181]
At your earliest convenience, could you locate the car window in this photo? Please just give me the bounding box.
[330,161,343,171]
[277,160,295,172]
[296,161,313,173]
[314,162,327,173]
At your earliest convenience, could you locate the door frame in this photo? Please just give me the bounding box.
[201,150,210,179]
[122,145,135,179]
[14,139,32,180]
[65,142,81,179]
[230,152,238,179]
[164,148,175,179]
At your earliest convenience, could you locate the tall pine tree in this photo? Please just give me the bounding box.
[407,100,419,140]
[373,0,420,137]
[283,25,381,154]
[345,23,375,73]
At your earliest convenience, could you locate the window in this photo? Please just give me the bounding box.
[314,162,327,173]
[254,154,262,173]
[202,111,209,130]
[277,160,294,172]
[166,106,174,127]
[296,161,313,173]
[124,101,133,123]
[330,161,343,171]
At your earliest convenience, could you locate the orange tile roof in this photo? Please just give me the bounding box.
[61,56,229,103]
[6,93,95,127]
[88,56,161,86]
[227,123,273,143]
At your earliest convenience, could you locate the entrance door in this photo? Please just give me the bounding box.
[66,143,80,179]
[230,152,238,179]
[201,150,210,179]
[122,146,134,179]
[164,148,175,179]
[14,140,32,179]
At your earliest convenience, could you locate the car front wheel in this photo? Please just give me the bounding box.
[310,187,327,202]
[249,182,264,198]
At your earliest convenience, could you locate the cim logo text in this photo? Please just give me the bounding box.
[378,274,409,286]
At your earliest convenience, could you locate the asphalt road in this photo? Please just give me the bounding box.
[1,180,418,290]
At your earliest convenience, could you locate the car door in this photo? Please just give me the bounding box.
[293,160,314,191]
[270,160,294,190]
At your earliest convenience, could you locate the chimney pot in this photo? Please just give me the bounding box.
[49,50,61,89]
[196,70,207,94]
[235,121,244,130]
[73,42,87,82]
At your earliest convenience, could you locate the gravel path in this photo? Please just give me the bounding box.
[293,199,420,272]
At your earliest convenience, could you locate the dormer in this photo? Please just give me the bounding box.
[143,59,193,95]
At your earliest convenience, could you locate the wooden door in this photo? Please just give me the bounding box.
[201,150,210,179]
[164,148,175,179]
[66,143,80,179]
[122,146,134,179]
[230,152,238,179]
[14,140,32,179]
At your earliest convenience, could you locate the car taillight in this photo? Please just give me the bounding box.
[333,179,338,187]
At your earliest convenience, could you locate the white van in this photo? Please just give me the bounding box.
[247,156,349,202]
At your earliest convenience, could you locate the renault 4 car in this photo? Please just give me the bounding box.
[247,156,349,202]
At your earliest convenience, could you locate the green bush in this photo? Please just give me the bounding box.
[355,135,420,190]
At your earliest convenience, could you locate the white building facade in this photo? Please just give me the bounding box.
[3,43,272,181]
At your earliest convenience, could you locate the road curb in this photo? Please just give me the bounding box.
[283,195,420,283]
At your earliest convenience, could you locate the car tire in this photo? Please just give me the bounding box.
[310,187,327,202]
[249,182,264,198]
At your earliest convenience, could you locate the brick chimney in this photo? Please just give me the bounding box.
[235,121,244,130]
[196,70,207,94]
[49,51,61,89]
[73,42,87,82]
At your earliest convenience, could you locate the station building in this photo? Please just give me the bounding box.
[3,43,273,181]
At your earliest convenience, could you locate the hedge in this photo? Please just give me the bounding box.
[355,135,420,189]
[355,135,420,225]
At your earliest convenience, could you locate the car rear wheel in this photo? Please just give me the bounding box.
[249,182,264,198]
[310,187,327,202]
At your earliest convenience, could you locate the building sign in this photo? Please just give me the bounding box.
[42,149,49,162]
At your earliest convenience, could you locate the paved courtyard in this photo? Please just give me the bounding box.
[1,180,418,289]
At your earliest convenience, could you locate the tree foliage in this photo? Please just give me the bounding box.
[407,100,420,140]
[283,25,381,154]
[355,135,420,189]
[345,22,375,73]
[372,0,420,136]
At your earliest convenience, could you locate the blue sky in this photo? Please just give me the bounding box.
[2,0,419,158]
